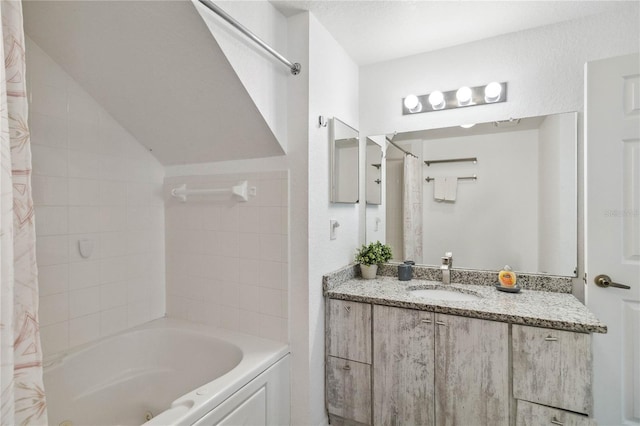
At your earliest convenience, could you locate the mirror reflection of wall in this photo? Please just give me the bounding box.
[366,138,383,205]
[368,112,577,276]
[330,118,359,203]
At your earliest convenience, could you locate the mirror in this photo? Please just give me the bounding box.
[366,137,383,205]
[366,112,577,276]
[330,118,359,203]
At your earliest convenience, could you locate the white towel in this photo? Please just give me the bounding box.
[444,176,458,201]
[433,177,446,201]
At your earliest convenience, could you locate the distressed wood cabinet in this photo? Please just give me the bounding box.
[326,299,372,425]
[434,313,509,426]
[512,325,592,415]
[516,400,597,426]
[373,305,435,425]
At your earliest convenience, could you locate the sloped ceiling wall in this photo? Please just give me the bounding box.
[23,1,285,165]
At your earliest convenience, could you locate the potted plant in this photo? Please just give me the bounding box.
[355,241,393,279]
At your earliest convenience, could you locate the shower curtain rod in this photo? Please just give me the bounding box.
[386,136,418,158]
[198,0,302,76]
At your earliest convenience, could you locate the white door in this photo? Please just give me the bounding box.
[586,52,640,426]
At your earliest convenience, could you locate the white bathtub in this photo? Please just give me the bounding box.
[44,318,290,426]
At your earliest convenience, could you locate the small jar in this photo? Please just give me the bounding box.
[398,260,415,281]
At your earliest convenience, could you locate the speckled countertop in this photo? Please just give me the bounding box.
[324,275,606,334]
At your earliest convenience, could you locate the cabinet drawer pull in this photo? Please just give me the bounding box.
[342,364,351,370]
[550,417,564,425]
[421,319,432,324]
[435,321,446,326]
[344,305,351,313]
[544,336,558,342]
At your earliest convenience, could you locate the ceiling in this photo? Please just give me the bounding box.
[271,1,633,65]
[23,1,285,166]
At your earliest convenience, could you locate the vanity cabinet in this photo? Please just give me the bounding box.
[512,325,592,415]
[434,313,509,426]
[516,401,596,426]
[326,299,372,425]
[371,307,508,426]
[373,306,434,425]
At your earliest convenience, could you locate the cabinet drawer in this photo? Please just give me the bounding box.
[516,400,596,426]
[326,356,372,425]
[512,325,592,415]
[327,299,372,364]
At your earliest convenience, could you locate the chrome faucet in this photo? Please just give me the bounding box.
[441,252,453,284]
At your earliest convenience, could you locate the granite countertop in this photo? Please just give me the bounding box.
[325,276,607,334]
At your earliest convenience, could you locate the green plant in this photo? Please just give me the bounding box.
[355,241,393,266]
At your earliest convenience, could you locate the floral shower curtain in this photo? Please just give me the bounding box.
[403,155,423,263]
[0,1,48,425]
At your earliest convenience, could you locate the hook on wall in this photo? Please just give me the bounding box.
[318,116,328,128]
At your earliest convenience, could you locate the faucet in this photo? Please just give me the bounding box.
[441,252,453,284]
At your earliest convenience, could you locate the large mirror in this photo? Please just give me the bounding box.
[330,118,359,203]
[366,112,577,276]
[366,137,383,205]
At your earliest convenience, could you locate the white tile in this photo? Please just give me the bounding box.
[68,89,99,125]
[237,310,261,337]
[68,120,99,154]
[219,205,239,232]
[36,235,69,266]
[259,234,283,262]
[259,287,283,317]
[100,232,127,259]
[238,205,260,233]
[127,278,149,303]
[218,282,239,308]
[68,206,101,234]
[238,260,259,285]
[29,112,67,149]
[69,313,100,348]
[38,264,69,296]
[216,257,239,283]
[32,145,67,177]
[238,284,260,313]
[39,293,69,326]
[100,306,128,337]
[68,178,100,206]
[68,150,100,179]
[201,205,221,230]
[67,234,101,263]
[69,287,100,318]
[99,181,127,206]
[258,260,283,289]
[40,322,69,356]
[281,179,288,207]
[127,300,151,328]
[126,205,150,230]
[237,233,260,260]
[69,260,100,290]
[100,206,127,232]
[218,305,239,331]
[259,314,286,342]
[217,232,239,258]
[258,206,283,234]
[126,182,152,206]
[99,156,127,181]
[30,81,67,118]
[255,179,282,207]
[35,206,67,236]
[99,282,127,310]
[32,176,68,206]
[100,257,127,284]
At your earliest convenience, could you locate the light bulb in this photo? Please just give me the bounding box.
[460,123,476,129]
[456,86,473,106]
[484,82,502,103]
[403,94,422,113]
[428,91,446,110]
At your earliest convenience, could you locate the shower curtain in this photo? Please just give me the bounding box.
[403,155,423,263]
[0,1,48,424]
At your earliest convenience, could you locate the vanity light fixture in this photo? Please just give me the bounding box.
[460,123,476,129]
[402,82,507,115]
[403,94,422,113]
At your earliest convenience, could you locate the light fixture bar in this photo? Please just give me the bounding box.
[402,82,507,115]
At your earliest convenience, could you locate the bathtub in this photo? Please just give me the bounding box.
[44,318,290,426]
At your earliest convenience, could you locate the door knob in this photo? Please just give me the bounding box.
[594,274,630,289]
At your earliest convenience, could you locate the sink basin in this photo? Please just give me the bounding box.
[409,288,481,301]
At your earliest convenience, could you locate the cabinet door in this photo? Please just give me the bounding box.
[327,299,372,364]
[516,400,597,426]
[435,314,509,426]
[373,305,434,426]
[512,325,592,415]
[326,356,372,425]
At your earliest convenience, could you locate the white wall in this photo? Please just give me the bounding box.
[538,113,577,275]
[28,38,166,356]
[360,6,640,297]
[164,172,288,341]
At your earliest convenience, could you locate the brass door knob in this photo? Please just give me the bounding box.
[594,274,630,289]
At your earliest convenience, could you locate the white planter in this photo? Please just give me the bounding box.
[360,264,378,280]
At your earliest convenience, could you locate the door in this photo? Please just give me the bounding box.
[586,52,640,425]
[373,305,434,426]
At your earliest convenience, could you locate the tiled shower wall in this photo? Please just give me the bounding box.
[165,172,288,342]
[27,38,166,355]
